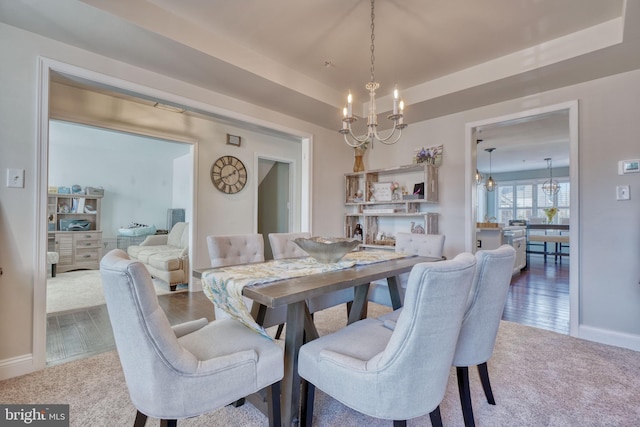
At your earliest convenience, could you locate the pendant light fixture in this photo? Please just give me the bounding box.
[484,148,496,192]
[339,0,407,148]
[542,157,560,195]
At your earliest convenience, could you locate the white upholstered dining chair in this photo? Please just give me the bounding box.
[452,244,516,427]
[298,253,476,426]
[100,249,283,427]
[268,231,354,317]
[367,232,445,308]
[207,234,288,331]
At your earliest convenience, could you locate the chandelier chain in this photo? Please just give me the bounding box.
[370,0,376,83]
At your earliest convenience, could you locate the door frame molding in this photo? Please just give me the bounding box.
[464,100,579,336]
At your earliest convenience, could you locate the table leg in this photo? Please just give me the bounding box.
[386,275,403,310]
[347,283,370,325]
[282,301,305,427]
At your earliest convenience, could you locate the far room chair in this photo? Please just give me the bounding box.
[100,249,283,427]
[453,244,516,427]
[268,232,355,331]
[367,232,445,309]
[298,253,476,426]
[207,234,288,335]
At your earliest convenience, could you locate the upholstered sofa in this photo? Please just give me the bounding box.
[127,222,189,290]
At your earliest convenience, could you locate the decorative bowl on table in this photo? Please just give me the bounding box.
[293,237,360,264]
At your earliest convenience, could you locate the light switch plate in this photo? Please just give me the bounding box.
[6,168,24,188]
[616,185,630,201]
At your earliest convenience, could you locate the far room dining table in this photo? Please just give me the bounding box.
[194,251,439,427]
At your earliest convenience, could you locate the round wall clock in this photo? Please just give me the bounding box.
[210,155,248,194]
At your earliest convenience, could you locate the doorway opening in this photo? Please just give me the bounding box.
[34,58,313,372]
[465,100,579,336]
[257,157,295,259]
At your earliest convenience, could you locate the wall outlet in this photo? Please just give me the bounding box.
[616,185,630,201]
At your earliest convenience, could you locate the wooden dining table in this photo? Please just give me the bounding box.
[194,253,438,427]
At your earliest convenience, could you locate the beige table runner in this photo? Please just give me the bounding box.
[202,250,408,338]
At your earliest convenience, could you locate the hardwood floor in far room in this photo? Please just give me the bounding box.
[46,255,570,366]
[503,253,570,335]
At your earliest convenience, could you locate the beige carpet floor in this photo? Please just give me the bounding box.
[46,270,183,313]
[3,304,639,426]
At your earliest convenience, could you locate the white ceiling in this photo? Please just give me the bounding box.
[2,0,639,172]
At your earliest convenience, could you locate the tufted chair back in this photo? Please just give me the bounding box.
[268,232,311,260]
[206,234,287,330]
[368,233,446,308]
[395,232,445,258]
[207,234,265,267]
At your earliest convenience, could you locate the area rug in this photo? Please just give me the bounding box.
[46,270,185,313]
[3,303,639,426]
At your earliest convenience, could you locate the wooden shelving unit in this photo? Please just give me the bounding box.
[344,163,439,249]
[47,193,103,272]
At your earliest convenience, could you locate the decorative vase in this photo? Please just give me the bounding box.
[353,147,366,172]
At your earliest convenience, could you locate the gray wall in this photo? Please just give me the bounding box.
[1,20,640,380]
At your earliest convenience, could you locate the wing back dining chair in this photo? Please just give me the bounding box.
[298,253,476,426]
[207,234,288,332]
[368,232,445,308]
[268,231,354,317]
[453,244,516,427]
[100,249,283,427]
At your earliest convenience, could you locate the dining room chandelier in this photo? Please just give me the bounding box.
[339,0,407,148]
[542,157,560,195]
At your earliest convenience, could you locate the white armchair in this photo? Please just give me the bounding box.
[100,249,283,426]
[127,222,189,290]
[453,244,516,427]
[298,253,476,426]
[268,232,354,314]
[368,232,445,308]
[207,234,288,332]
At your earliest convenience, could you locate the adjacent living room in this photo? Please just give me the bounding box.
[46,120,192,364]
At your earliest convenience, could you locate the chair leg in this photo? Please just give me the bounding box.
[300,381,315,427]
[457,366,475,427]
[51,263,56,277]
[267,381,282,427]
[133,410,147,427]
[230,397,245,407]
[393,421,407,427]
[159,420,176,427]
[478,362,496,405]
[429,406,443,427]
[275,323,285,340]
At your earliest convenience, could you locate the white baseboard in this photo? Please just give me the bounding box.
[578,325,640,352]
[0,354,35,381]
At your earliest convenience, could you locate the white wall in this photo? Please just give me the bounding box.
[49,120,190,236]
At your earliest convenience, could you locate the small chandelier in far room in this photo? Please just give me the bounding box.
[484,148,496,192]
[542,157,560,195]
[339,0,407,148]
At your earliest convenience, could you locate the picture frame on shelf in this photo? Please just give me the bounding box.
[371,182,393,202]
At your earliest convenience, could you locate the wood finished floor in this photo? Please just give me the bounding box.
[46,254,569,366]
